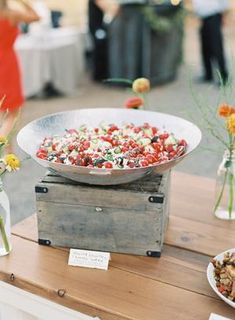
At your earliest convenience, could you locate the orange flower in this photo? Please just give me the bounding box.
[227,114,235,135]
[132,78,150,94]
[125,97,144,109]
[218,104,233,117]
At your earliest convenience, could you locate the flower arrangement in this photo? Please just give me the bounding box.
[190,73,235,220]
[213,103,235,219]
[105,76,150,109]
[0,97,20,255]
[124,77,150,110]
[0,98,20,175]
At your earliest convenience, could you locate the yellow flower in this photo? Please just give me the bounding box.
[0,136,8,146]
[227,114,235,135]
[4,154,20,171]
[132,78,150,94]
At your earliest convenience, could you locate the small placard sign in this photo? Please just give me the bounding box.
[209,313,232,320]
[68,249,110,270]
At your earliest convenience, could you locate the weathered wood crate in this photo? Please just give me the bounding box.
[35,171,171,257]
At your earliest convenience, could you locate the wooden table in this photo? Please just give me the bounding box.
[0,171,235,320]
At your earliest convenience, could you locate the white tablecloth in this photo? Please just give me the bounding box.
[15,27,85,98]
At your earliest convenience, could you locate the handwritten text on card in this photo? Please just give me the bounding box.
[68,249,110,270]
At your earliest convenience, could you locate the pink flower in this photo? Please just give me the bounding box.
[125,97,144,109]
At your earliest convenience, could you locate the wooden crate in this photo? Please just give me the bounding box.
[35,171,171,257]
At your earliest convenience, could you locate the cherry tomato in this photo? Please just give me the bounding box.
[134,127,141,134]
[68,157,76,164]
[128,162,135,168]
[104,162,113,169]
[78,159,86,166]
[169,151,177,159]
[152,127,158,135]
[146,154,157,164]
[37,148,47,154]
[122,147,129,153]
[68,144,75,152]
[152,143,162,152]
[178,139,187,147]
[36,152,47,160]
[83,141,90,150]
[108,125,119,133]
[140,160,149,167]
[139,146,145,153]
[130,153,137,158]
[112,140,119,147]
[36,149,48,159]
[165,144,174,153]
[159,133,169,140]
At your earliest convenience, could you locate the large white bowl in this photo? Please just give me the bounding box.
[17,108,201,185]
[207,248,235,309]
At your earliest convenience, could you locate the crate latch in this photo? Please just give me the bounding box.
[146,250,161,258]
[38,239,51,246]
[35,186,48,193]
[148,194,164,204]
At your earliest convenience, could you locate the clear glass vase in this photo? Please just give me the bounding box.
[214,150,235,220]
[0,181,11,256]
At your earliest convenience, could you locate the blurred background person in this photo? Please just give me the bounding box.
[192,0,230,85]
[88,0,108,81]
[0,0,40,137]
[88,0,119,81]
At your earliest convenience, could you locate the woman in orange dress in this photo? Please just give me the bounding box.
[0,0,39,136]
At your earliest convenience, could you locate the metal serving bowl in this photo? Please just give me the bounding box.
[17,108,201,185]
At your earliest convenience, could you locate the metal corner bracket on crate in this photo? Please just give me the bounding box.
[35,171,171,257]
[38,239,51,246]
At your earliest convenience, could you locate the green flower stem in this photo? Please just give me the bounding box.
[214,168,228,213]
[227,145,234,219]
[228,172,234,219]
[140,93,148,110]
[0,215,10,253]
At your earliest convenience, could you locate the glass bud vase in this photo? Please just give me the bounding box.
[214,150,235,220]
[0,182,11,256]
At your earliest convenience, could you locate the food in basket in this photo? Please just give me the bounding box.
[212,251,235,302]
[36,122,187,169]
